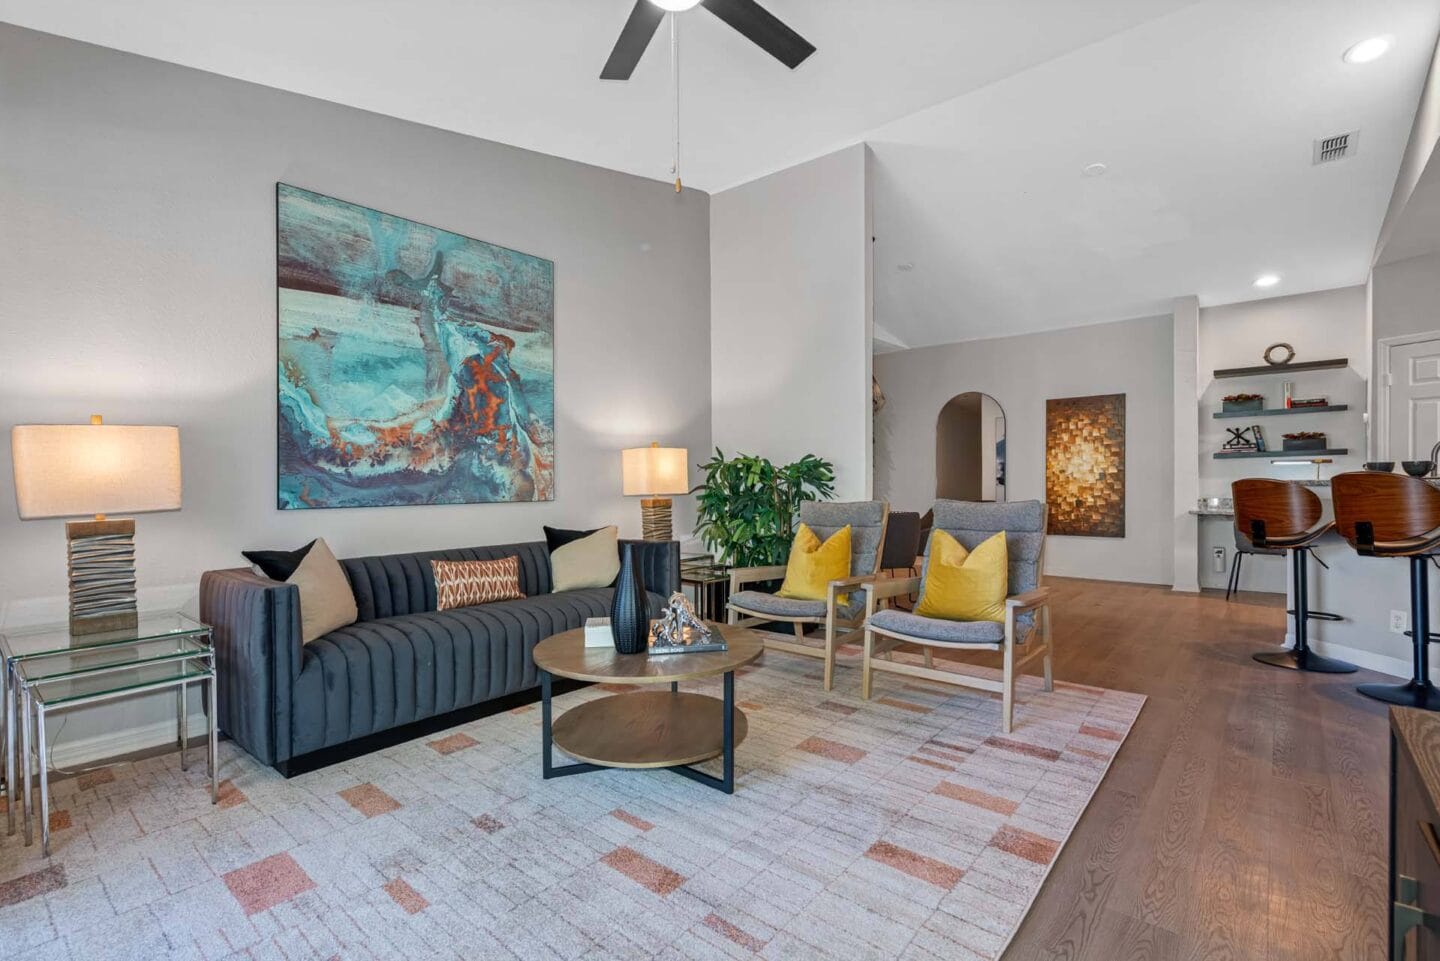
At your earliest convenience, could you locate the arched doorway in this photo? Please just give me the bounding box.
[936,392,1006,502]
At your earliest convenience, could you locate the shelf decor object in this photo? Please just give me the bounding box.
[609,543,649,655]
[1281,432,1328,452]
[1221,393,1265,414]
[621,442,689,542]
[11,416,182,635]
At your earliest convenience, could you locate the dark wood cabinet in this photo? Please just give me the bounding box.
[1391,707,1440,959]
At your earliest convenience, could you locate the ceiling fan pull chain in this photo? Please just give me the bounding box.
[672,12,682,193]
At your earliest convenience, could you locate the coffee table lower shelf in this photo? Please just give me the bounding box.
[541,674,745,794]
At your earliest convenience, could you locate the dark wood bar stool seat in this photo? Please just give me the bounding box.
[1232,478,1356,673]
[1332,472,1440,710]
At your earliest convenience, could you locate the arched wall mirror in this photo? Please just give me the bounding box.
[935,392,1006,502]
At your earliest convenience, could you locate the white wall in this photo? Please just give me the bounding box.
[874,315,1174,585]
[0,25,712,761]
[710,144,873,499]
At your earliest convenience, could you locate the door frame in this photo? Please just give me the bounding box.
[1376,330,1440,461]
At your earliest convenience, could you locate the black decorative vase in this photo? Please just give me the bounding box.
[610,544,649,655]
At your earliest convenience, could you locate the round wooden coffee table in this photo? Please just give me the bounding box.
[533,622,763,794]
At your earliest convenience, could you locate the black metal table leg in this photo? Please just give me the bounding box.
[668,670,736,794]
[541,668,604,780]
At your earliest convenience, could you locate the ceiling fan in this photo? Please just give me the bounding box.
[601,0,816,81]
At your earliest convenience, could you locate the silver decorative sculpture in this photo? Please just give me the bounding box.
[648,592,727,655]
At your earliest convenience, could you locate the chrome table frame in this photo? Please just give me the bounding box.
[17,650,218,856]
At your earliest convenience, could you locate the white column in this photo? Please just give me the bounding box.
[1172,296,1200,592]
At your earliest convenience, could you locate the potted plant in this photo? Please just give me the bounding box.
[1222,392,1265,413]
[1282,431,1327,452]
[692,450,836,567]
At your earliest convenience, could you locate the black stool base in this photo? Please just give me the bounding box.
[1357,680,1440,710]
[1253,649,1358,673]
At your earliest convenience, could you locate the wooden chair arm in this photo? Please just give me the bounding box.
[864,576,921,616]
[728,565,788,592]
[1006,587,1052,611]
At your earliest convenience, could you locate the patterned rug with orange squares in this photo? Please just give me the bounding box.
[0,639,1143,961]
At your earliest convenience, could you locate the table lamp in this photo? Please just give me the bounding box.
[12,415,182,635]
[621,442,689,541]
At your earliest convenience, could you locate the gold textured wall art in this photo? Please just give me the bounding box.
[1045,394,1125,538]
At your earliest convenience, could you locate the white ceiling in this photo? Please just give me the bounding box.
[0,0,1196,193]
[1,0,1437,348]
[871,0,1440,346]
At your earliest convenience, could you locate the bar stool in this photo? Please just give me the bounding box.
[1332,471,1440,709]
[1226,527,1284,601]
[1232,478,1356,673]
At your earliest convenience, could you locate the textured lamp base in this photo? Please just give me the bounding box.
[66,518,139,636]
[640,497,674,541]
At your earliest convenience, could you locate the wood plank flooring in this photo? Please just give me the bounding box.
[931,576,1392,961]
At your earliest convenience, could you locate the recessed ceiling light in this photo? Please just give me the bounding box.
[649,0,702,10]
[1082,162,1108,177]
[1254,273,1281,289]
[1343,35,1394,64]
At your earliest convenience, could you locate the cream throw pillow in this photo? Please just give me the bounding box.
[550,525,621,592]
[288,537,358,643]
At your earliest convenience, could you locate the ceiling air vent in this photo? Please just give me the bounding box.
[1313,131,1357,165]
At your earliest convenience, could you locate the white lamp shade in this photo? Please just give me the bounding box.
[622,445,689,496]
[12,423,182,519]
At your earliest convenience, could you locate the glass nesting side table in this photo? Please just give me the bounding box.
[1,612,217,855]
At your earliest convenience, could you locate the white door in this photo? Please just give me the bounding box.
[1387,335,1440,460]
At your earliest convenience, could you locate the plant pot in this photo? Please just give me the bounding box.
[609,543,649,655]
[1222,398,1264,413]
[1282,437,1327,452]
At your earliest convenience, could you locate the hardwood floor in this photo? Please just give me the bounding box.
[935,575,1391,961]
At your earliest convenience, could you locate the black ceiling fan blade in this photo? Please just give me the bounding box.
[601,1,666,80]
[701,0,815,69]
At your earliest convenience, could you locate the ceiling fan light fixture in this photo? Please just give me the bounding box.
[649,0,702,11]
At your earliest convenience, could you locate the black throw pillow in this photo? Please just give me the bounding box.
[243,540,317,581]
[544,526,600,554]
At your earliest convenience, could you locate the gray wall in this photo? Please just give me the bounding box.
[0,25,711,761]
[1373,252,1440,345]
[875,315,1174,585]
[710,144,873,500]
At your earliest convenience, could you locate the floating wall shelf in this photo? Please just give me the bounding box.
[1213,404,1350,419]
[1212,448,1349,459]
[1212,358,1348,379]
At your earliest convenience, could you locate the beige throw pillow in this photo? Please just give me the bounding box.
[288,537,358,643]
[550,525,620,592]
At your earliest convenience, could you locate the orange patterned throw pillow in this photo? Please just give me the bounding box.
[432,557,525,611]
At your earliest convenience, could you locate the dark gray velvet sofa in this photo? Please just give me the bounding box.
[200,539,677,774]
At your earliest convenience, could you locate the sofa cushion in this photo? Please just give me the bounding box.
[290,538,358,643]
[288,587,663,756]
[866,607,1036,645]
[341,542,553,621]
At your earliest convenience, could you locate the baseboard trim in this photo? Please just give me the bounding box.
[1283,632,1435,681]
[39,711,211,772]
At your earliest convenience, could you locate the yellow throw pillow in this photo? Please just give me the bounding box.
[775,523,852,602]
[914,529,1008,623]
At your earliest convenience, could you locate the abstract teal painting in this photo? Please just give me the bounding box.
[276,184,554,509]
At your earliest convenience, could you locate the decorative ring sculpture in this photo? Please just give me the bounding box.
[1263,342,1296,366]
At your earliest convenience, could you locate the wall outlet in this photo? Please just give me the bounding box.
[1212,547,1226,573]
[1391,610,1409,634]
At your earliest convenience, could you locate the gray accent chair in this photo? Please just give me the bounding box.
[862,499,1053,733]
[726,501,889,690]
[200,539,677,773]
